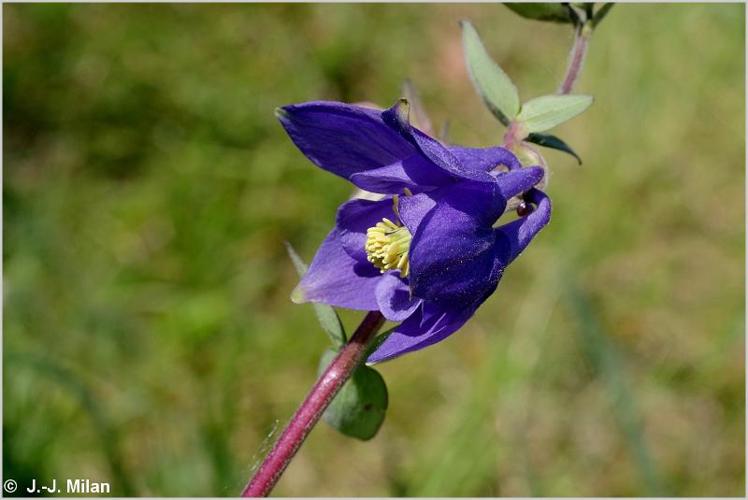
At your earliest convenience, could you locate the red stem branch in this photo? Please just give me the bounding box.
[242,311,386,497]
[559,26,589,95]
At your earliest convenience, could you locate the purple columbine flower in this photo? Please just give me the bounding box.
[278,99,551,363]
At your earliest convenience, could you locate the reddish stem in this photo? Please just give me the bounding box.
[559,27,589,95]
[242,311,386,497]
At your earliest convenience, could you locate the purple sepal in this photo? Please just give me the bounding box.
[367,303,475,363]
[294,227,381,311]
[496,188,552,262]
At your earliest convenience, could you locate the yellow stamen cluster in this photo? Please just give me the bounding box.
[365,218,412,277]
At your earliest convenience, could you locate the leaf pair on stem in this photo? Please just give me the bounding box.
[461,3,612,163]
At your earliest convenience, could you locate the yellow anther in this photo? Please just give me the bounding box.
[364,217,412,278]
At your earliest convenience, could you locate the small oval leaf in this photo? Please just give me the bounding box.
[517,94,593,133]
[318,349,388,440]
[286,242,347,347]
[504,3,573,24]
[460,20,520,126]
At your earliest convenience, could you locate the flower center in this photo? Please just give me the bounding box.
[365,218,412,277]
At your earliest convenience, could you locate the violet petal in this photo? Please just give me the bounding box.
[449,145,522,172]
[405,182,506,307]
[367,303,475,363]
[494,166,545,200]
[381,100,493,183]
[336,197,396,264]
[349,153,454,193]
[375,273,423,322]
[278,101,414,180]
[294,228,381,310]
[495,188,552,263]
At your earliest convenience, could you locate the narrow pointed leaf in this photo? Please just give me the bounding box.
[460,20,520,126]
[517,94,593,133]
[504,3,573,24]
[318,349,388,440]
[285,242,347,347]
[526,132,583,164]
[592,3,615,28]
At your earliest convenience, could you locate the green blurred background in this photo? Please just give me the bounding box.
[4,3,745,497]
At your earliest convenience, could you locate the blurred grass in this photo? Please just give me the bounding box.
[4,3,745,497]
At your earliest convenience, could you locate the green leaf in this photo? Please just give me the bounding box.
[504,3,574,24]
[318,349,388,440]
[517,94,593,133]
[285,242,347,347]
[591,3,615,28]
[460,20,520,126]
[526,132,583,164]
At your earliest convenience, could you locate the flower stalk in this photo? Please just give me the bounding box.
[242,311,386,497]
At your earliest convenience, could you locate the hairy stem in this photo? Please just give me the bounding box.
[242,311,386,497]
[559,25,590,95]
